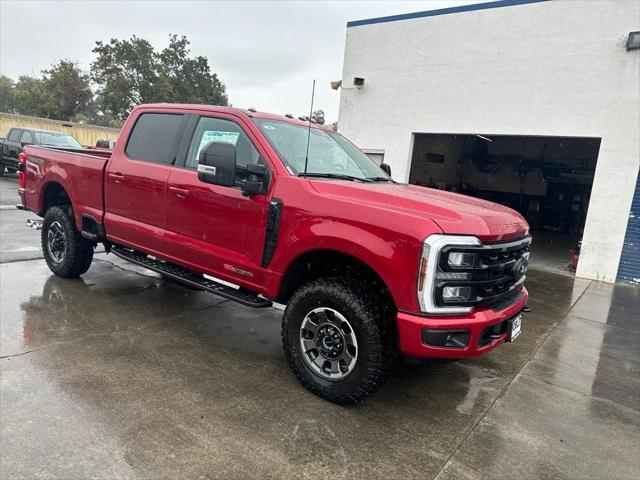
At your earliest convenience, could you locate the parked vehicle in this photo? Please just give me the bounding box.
[18,104,530,404]
[95,139,117,149]
[1,127,81,174]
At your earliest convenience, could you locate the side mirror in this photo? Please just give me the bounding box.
[197,142,269,196]
[238,163,269,196]
[21,141,31,148]
[380,162,392,177]
[197,142,237,187]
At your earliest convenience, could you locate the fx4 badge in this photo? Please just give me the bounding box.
[224,264,254,277]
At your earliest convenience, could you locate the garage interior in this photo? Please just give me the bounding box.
[408,134,602,274]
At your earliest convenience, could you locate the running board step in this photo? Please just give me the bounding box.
[111,246,272,308]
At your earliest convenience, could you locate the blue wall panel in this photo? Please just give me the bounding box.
[617,171,640,285]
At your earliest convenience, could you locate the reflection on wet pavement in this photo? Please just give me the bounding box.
[1,255,638,479]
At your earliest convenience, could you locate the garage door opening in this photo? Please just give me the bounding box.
[409,134,601,274]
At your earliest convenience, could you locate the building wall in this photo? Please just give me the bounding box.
[0,113,120,147]
[338,0,640,282]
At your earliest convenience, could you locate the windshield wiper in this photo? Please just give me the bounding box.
[299,173,372,182]
[366,176,395,183]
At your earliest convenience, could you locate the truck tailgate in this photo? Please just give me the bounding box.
[21,146,110,227]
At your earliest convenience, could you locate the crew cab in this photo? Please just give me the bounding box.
[1,127,81,174]
[18,104,530,404]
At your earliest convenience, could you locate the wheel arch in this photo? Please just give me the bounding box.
[275,248,396,310]
[40,181,72,216]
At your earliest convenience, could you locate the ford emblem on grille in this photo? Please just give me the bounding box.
[512,257,528,281]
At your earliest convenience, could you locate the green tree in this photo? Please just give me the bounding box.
[91,34,228,120]
[41,60,92,121]
[82,95,122,128]
[311,109,325,125]
[13,75,50,117]
[158,35,228,105]
[91,36,158,120]
[0,75,16,113]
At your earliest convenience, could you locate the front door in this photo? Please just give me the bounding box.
[164,114,272,288]
[104,111,184,254]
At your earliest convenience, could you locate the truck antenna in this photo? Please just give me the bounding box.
[303,79,316,177]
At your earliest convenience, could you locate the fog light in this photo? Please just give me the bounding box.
[442,286,473,301]
[448,252,477,267]
[422,329,470,348]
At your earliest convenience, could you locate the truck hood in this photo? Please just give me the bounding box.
[310,180,529,242]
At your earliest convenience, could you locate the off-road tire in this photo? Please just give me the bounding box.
[282,277,398,405]
[42,206,94,278]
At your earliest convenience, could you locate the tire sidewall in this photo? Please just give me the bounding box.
[41,206,91,277]
[283,280,384,397]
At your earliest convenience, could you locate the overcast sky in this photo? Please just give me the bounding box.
[0,0,486,122]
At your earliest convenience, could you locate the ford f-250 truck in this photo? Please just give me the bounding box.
[18,104,530,404]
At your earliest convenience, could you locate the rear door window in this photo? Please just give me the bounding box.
[20,131,34,145]
[125,113,184,164]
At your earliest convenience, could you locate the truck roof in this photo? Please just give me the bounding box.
[10,127,75,136]
[135,103,333,131]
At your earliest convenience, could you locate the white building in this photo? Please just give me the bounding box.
[338,0,640,284]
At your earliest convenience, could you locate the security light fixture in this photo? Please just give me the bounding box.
[627,31,640,50]
[330,78,365,91]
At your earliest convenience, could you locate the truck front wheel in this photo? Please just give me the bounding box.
[282,278,397,404]
[42,206,94,278]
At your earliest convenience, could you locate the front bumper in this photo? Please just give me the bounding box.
[1,158,18,167]
[397,287,528,358]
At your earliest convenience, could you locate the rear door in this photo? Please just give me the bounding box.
[104,111,185,255]
[164,113,272,287]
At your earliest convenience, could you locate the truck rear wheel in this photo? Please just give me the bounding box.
[42,206,94,278]
[282,278,397,404]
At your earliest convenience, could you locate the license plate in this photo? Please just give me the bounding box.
[509,313,522,342]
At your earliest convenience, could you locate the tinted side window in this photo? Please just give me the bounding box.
[20,131,34,144]
[185,117,261,170]
[125,113,183,164]
[7,129,21,142]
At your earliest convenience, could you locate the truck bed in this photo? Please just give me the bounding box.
[21,146,111,228]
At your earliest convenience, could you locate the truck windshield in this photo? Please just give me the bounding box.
[253,119,389,181]
[34,132,82,148]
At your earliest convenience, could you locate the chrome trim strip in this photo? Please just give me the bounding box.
[419,235,481,314]
[197,164,216,175]
[477,235,532,251]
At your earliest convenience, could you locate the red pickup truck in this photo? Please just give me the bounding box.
[18,104,530,404]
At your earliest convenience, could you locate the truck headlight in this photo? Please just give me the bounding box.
[442,286,473,301]
[418,235,481,314]
[447,252,477,268]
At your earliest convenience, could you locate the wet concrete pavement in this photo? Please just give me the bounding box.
[0,174,42,263]
[1,249,638,479]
